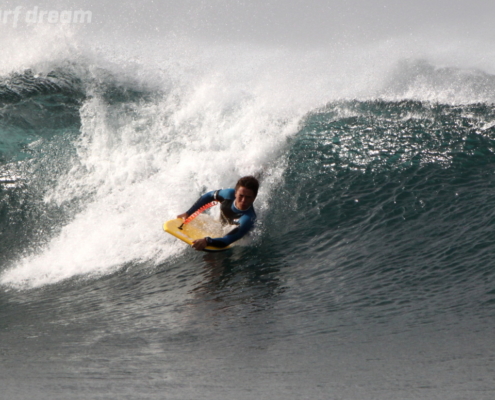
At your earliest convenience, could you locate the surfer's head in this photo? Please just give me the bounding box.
[234,176,258,210]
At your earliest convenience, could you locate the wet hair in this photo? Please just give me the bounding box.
[235,176,259,197]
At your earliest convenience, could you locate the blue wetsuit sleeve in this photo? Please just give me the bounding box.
[207,213,255,248]
[185,190,216,216]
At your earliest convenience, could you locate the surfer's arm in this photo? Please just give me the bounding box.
[206,214,255,248]
[180,190,215,218]
[180,188,233,219]
[183,189,231,217]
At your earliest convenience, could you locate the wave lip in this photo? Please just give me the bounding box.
[0,68,83,103]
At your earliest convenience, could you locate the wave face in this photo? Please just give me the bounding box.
[270,100,495,323]
[1,32,495,399]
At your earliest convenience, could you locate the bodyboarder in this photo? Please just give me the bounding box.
[177,176,259,251]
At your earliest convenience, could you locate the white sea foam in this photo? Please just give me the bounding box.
[2,25,495,288]
[0,37,310,288]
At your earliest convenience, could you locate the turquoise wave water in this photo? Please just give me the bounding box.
[1,61,495,399]
[270,100,495,323]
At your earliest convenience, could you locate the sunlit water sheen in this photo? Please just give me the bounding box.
[1,29,495,399]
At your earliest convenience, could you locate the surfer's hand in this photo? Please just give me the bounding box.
[192,238,208,251]
[177,213,189,220]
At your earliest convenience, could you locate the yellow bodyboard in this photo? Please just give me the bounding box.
[163,214,232,252]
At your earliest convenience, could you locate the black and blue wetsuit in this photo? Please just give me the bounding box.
[186,189,256,248]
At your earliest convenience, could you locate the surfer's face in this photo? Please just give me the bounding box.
[235,187,256,210]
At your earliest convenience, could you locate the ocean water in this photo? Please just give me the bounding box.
[1,24,495,399]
